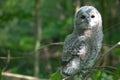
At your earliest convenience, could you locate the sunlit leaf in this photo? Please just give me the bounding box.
[92,70,101,80]
[49,70,61,80]
[113,66,120,80]
[0,68,2,80]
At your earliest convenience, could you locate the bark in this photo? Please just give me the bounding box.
[72,0,85,12]
[34,0,41,77]
[2,72,40,80]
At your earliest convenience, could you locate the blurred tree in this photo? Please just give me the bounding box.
[34,0,41,78]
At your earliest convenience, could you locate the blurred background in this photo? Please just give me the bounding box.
[0,0,120,80]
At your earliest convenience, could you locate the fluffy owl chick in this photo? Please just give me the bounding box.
[61,6,103,76]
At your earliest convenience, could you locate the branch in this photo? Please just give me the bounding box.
[62,74,74,80]
[62,66,117,80]
[40,42,63,50]
[95,41,120,65]
[88,66,117,71]
[0,57,24,60]
[2,72,42,80]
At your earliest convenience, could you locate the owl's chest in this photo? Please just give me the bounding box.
[64,33,95,52]
[74,36,98,55]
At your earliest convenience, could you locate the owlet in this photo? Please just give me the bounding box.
[61,6,103,76]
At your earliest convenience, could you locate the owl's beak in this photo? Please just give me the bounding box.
[86,18,91,24]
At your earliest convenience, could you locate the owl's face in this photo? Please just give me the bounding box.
[74,6,102,30]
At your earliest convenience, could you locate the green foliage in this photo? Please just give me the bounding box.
[0,0,120,79]
[0,68,2,80]
[114,48,120,56]
[113,66,120,80]
[92,70,101,80]
[100,72,113,80]
[49,70,61,80]
[91,70,114,80]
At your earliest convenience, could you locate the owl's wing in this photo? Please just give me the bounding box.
[62,34,86,63]
[62,34,75,63]
[62,34,85,61]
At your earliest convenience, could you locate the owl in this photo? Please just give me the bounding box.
[61,6,103,77]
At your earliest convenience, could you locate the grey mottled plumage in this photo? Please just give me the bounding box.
[61,6,103,76]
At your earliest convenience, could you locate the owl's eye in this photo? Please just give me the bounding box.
[81,15,86,19]
[91,15,95,18]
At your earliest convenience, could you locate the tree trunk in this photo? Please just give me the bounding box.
[72,0,85,12]
[72,0,79,12]
[34,0,41,78]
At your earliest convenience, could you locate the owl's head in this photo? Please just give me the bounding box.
[74,6,102,30]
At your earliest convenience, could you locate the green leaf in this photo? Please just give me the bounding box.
[113,66,120,80]
[114,48,120,56]
[0,68,2,80]
[92,70,101,80]
[49,70,61,80]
